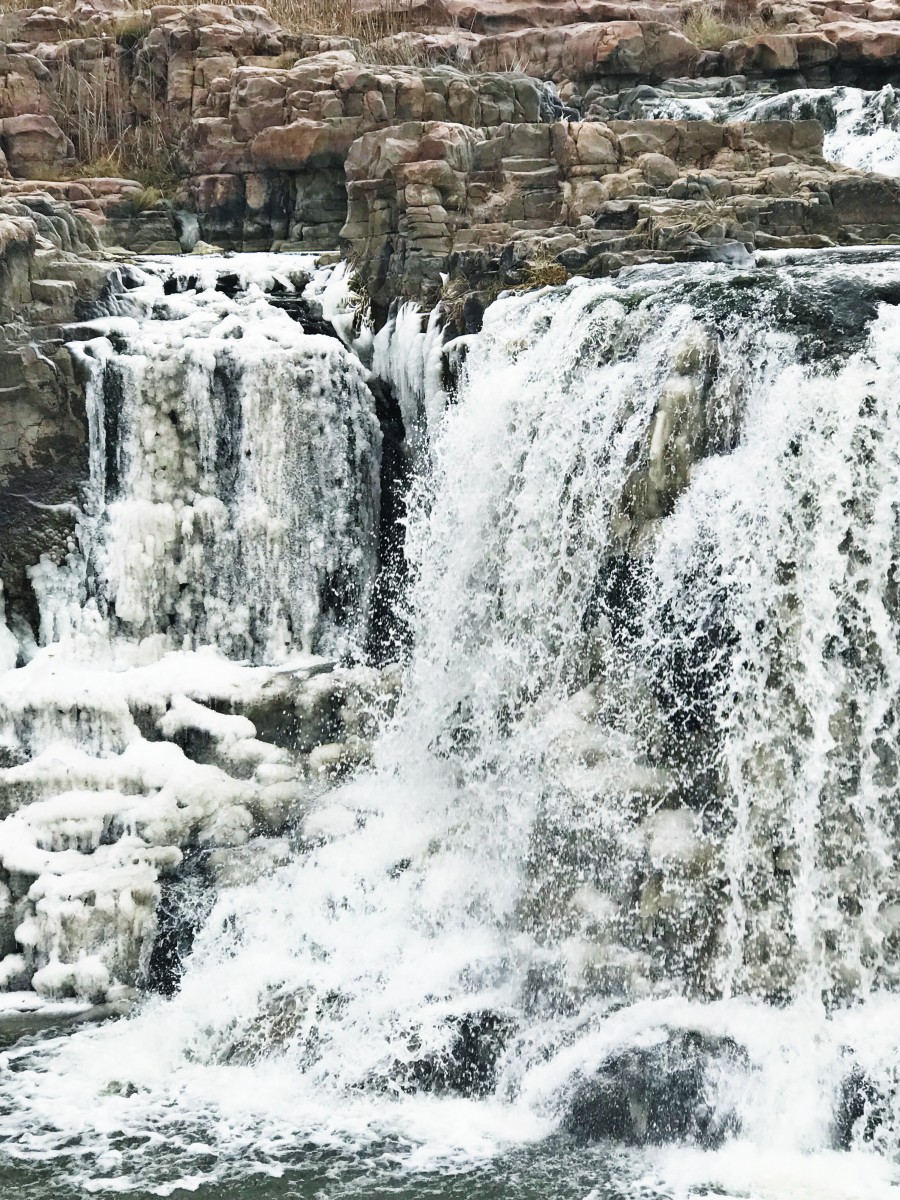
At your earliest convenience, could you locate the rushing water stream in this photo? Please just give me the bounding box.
[3,238,900,1199]
[626,83,900,176]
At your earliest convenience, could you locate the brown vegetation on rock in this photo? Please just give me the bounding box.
[681,2,767,49]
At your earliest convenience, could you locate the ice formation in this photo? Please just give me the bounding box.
[52,256,383,661]
[0,256,395,1005]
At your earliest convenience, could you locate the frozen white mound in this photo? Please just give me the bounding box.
[0,641,396,1002]
[0,253,404,1005]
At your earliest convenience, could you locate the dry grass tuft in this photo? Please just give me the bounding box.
[355,33,435,67]
[265,0,423,39]
[0,0,428,41]
[681,2,769,49]
[113,10,152,47]
[522,249,569,290]
[47,55,182,192]
[128,183,164,210]
[89,127,182,193]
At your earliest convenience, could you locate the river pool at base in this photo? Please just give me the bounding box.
[2,1141,898,1200]
[0,1144,663,1200]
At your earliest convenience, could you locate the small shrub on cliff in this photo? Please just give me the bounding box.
[346,269,371,333]
[522,251,570,290]
[682,2,767,49]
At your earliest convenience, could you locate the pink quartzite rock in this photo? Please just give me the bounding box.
[0,114,73,177]
[251,120,360,169]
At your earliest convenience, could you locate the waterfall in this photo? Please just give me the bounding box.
[3,250,900,1197]
[636,84,900,176]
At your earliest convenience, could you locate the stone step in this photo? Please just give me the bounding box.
[501,169,562,192]
[500,156,557,173]
[33,260,115,292]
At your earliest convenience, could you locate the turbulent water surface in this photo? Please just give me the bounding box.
[4,240,900,1199]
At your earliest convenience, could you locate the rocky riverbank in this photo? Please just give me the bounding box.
[1,0,900,298]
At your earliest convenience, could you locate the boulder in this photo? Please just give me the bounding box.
[251,119,358,170]
[563,1028,746,1147]
[0,114,73,178]
[572,121,620,166]
[0,68,48,119]
[821,16,900,59]
[636,150,680,186]
[830,175,900,228]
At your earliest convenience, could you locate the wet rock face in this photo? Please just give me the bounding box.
[0,194,116,635]
[401,1011,515,1096]
[833,1064,885,1149]
[145,851,216,996]
[563,1029,746,1147]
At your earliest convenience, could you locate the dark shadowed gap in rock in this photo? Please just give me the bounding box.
[319,564,359,634]
[101,359,124,502]
[145,851,216,996]
[268,295,343,338]
[215,272,241,299]
[399,1012,516,1098]
[211,358,243,507]
[367,376,411,665]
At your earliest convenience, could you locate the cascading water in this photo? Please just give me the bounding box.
[3,248,900,1199]
[631,83,900,176]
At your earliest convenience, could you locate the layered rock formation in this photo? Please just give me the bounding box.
[0,192,117,632]
[1,0,900,279]
[343,112,900,313]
